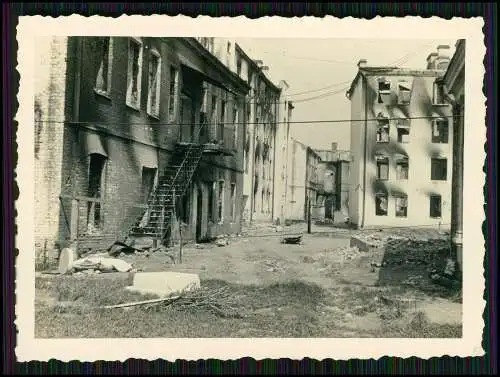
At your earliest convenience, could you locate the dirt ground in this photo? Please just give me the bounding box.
[35,224,462,338]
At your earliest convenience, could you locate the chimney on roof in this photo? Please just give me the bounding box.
[331,142,338,152]
[426,52,438,69]
[357,59,367,68]
[435,44,451,70]
[254,60,263,68]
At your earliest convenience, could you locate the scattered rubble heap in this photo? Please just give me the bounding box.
[382,238,451,270]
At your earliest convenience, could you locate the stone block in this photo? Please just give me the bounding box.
[350,236,384,253]
[125,271,201,298]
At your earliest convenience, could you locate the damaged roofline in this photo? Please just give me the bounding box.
[179,38,252,94]
[235,42,282,94]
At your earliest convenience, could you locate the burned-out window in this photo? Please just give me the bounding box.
[208,182,215,222]
[147,50,161,117]
[168,66,179,120]
[230,183,236,222]
[232,106,239,149]
[378,78,391,103]
[376,156,389,180]
[87,153,106,232]
[395,195,408,217]
[396,119,410,143]
[217,180,225,223]
[126,38,143,109]
[95,37,113,95]
[236,55,242,76]
[433,81,446,105]
[398,81,412,105]
[180,191,189,224]
[430,195,442,218]
[431,158,447,181]
[219,99,226,141]
[375,193,388,216]
[432,119,449,143]
[141,167,156,203]
[376,117,390,143]
[396,158,409,180]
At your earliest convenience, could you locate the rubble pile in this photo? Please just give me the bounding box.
[382,238,451,270]
[338,246,362,260]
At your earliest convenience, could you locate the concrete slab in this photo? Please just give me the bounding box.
[350,236,384,252]
[125,271,201,298]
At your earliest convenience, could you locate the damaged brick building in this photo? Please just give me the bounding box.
[34,36,250,256]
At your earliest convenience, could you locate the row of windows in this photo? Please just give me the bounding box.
[375,194,443,218]
[375,157,447,181]
[377,78,448,106]
[95,37,178,120]
[375,118,449,144]
[207,180,237,224]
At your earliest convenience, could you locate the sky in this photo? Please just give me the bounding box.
[236,38,457,151]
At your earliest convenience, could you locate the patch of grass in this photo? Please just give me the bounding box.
[380,311,462,338]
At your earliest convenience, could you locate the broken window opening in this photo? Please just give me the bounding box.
[217,180,225,223]
[431,158,447,181]
[87,153,106,232]
[147,51,161,117]
[211,95,218,142]
[126,38,142,109]
[180,191,190,224]
[396,159,409,180]
[378,79,391,103]
[230,183,236,222]
[395,195,408,217]
[397,126,410,143]
[219,100,226,142]
[375,193,388,216]
[168,66,179,120]
[430,195,442,218]
[432,119,449,143]
[95,37,113,94]
[141,167,157,203]
[398,82,412,105]
[376,157,389,180]
[433,82,446,105]
[376,118,390,143]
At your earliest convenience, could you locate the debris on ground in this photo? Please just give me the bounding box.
[281,234,303,244]
[72,255,133,273]
[300,256,316,264]
[125,271,201,297]
[171,285,244,318]
[262,260,285,273]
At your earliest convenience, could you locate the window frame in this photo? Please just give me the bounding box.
[397,81,412,105]
[146,49,162,118]
[429,195,442,218]
[396,159,409,180]
[375,193,389,216]
[395,195,408,218]
[168,65,179,121]
[433,81,447,105]
[232,105,239,150]
[376,156,390,181]
[376,117,390,143]
[431,118,449,144]
[230,182,236,222]
[125,37,143,110]
[94,37,114,97]
[431,158,448,181]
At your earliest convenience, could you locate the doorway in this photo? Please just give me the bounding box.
[196,185,203,242]
[180,95,195,142]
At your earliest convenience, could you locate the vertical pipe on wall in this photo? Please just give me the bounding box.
[361,74,368,229]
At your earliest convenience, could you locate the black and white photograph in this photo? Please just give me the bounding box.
[16,15,485,361]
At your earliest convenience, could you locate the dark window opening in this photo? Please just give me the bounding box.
[208,182,215,222]
[147,52,160,116]
[431,158,447,181]
[375,194,388,216]
[376,117,390,143]
[395,195,408,217]
[87,154,106,231]
[168,66,178,119]
[432,119,449,143]
[433,82,446,105]
[141,167,156,203]
[430,195,442,218]
[128,40,141,106]
[230,183,236,221]
[96,37,111,93]
[398,82,411,105]
[180,192,189,224]
[376,157,389,180]
[397,127,410,143]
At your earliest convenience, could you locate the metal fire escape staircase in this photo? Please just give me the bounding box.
[128,142,204,245]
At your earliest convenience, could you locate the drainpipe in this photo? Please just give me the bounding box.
[283,107,291,223]
[249,99,256,224]
[360,74,368,229]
